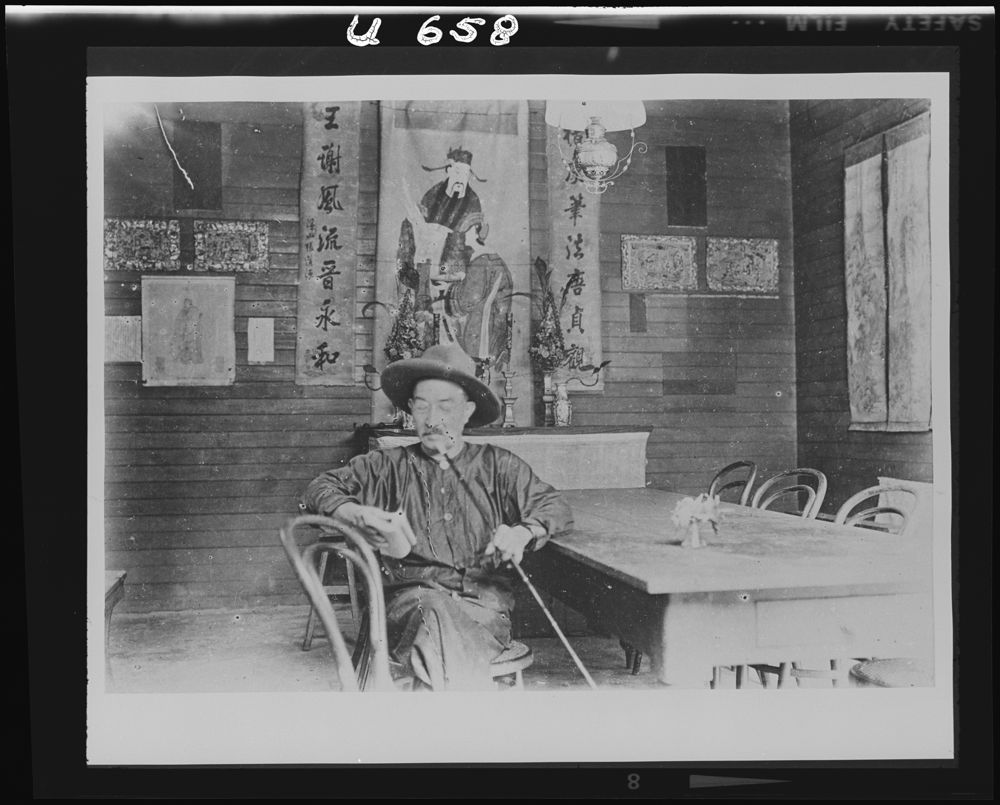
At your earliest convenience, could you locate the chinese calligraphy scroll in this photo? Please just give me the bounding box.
[295,102,361,385]
[373,100,531,424]
[547,125,604,390]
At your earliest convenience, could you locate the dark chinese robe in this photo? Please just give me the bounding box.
[301,442,573,690]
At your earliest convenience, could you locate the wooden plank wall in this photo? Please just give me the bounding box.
[104,101,379,611]
[539,100,799,496]
[106,99,799,616]
[789,99,934,514]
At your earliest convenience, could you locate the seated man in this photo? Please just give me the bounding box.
[301,344,573,691]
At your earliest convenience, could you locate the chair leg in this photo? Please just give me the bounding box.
[346,558,360,625]
[620,639,634,669]
[514,669,524,690]
[352,610,372,690]
[735,665,747,689]
[757,666,769,688]
[711,666,721,689]
[301,551,330,651]
[778,662,793,689]
[302,606,318,651]
[631,651,643,675]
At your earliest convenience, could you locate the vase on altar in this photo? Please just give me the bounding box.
[554,380,572,427]
[541,371,556,426]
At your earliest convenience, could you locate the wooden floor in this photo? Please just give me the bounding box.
[105,603,752,693]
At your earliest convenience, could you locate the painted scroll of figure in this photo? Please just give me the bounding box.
[395,147,512,374]
[170,297,204,365]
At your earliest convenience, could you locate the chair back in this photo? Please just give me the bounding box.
[708,461,758,506]
[280,515,395,691]
[751,468,828,519]
[834,484,919,534]
[878,476,933,541]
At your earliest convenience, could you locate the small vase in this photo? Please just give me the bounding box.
[682,521,705,549]
[541,371,556,426]
[554,381,572,427]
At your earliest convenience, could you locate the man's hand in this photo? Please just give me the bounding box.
[335,503,417,557]
[485,524,534,567]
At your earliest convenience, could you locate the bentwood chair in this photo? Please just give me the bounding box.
[774,484,923,688]
[743,469,828,687]
[708,461,759,506]
[280,514,394,691]
[849,658,934,687]
[833,484,919,534]
[281,515,534,691]
[750,468,828,519]
[300,523,362,652]
[708,462,758,687]
[753,483,922,689]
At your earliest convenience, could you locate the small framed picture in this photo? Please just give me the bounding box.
[621,234,698,291]
[141,276,236,386]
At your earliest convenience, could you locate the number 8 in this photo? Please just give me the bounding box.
[490,14,518,45]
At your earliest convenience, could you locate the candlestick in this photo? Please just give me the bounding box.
[500,370,518,428]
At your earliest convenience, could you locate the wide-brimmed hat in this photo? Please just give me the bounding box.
[381,344,501,428]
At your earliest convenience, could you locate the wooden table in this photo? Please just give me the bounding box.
[526,489,935,687]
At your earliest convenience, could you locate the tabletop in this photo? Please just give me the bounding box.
[551,488,933,597]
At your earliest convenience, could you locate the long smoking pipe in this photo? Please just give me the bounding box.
[430,436,599,690]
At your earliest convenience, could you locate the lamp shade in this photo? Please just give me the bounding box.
[544,100,646,133]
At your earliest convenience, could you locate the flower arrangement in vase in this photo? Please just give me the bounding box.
[528,258,568,377]
[527,257,611,426]
[670,493,722,548]
[383,288,428,363]
[366,289,431,429]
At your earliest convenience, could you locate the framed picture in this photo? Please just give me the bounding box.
[193,219,270,272]
[104,217,181,272]
[141,276,236,386]
[706,237,780,294]
[621,234,697,291]
[104,316,142,363]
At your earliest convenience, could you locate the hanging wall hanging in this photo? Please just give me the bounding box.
[294,101,362,385]
[141,275,235,386]
[193,219,270,272]
[705,237,779,294]
[104,218,181,272]
[372,100,531,425]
